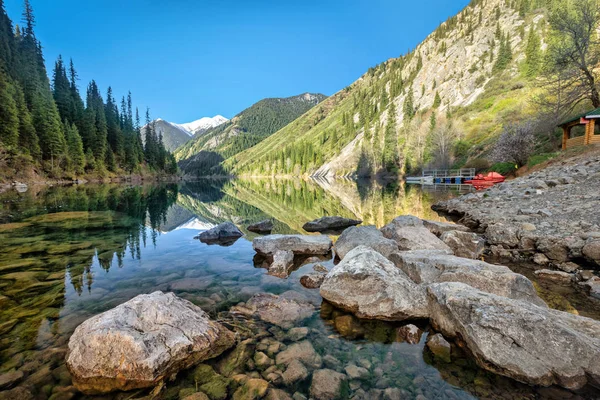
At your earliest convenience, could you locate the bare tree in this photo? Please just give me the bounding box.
[491,122,536,167]
[545,0,600,111]
[430,116,459,169]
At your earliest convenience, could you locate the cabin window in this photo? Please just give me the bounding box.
[570,124,586,138]
[595,121,600,135]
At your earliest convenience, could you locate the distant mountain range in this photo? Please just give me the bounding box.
[143,115,228,152]
[175,93,327,176]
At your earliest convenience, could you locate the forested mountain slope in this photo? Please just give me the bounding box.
[0,0,176,181]
[231,0,570,177]
[175,93,326,176]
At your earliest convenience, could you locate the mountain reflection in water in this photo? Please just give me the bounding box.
[0,179,596,400]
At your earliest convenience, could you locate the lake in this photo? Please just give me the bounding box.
[0,179,598,400]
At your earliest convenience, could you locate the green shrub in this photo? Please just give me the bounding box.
[527,152,558,168]
[464,158,491,171]
[489,162,517,175]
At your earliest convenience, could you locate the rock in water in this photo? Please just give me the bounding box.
[389,250,546,307]
[300,273,326,289]
[426,333,451,362]
[198,222,244,246]
[269,250,295,278]
[381,216,452,252]
[334,225,398,260]
[440,230,485,259]
[320,246,428,321]
[302,216,362,233]
[66,291,235,394]
[309,369,348,400]
[427,282,600,390]
[231,293,315,329]
[253,234,332,255]
[248,220,274,234]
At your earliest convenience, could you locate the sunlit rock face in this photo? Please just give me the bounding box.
[66,291,235,394]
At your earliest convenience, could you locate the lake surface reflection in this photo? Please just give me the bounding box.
[0,179,596,400]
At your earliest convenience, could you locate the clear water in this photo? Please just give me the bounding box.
[0,180,598,400]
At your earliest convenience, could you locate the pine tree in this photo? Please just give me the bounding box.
[433,91,442,108]
[63,120,84,174]
[0,70,19,147]
[524,26,541,78]
[403,87,415,121]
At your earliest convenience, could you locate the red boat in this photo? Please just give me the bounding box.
[465,172,506,189]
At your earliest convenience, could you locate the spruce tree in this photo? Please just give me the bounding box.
[0,70,19,147]
[524,26,541,78]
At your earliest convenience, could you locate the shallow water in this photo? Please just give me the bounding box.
[0,180,598,400]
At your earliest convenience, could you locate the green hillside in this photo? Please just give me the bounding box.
[175,93,327,176]
[230,0,593,178]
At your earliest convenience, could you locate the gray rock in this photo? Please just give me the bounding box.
[281,359,309,386]
[334,225,398,260]
[427,282,600,390]
[303,216,362,232]
[286,327,309,342]
[534,269,573,284]
[313,263,328,273]
[300,273,326,289]
[389,251,546,307]
[66,291,235,394]
[232,293,314,329]
[344,364,369,380]
[309,369,348,400]
[583,240,600,265]
[269,250,295,278]
[198,222,244,245]
[320,246,428,321]
[422,219,469,237]
[485,223,519,247]
[381,216,452,252]
[580,277,600,299]
[276,341,322,369]
[396,324,422,345]
[248,219,274,234]
[533,253,550,265]
[266,389,293,400]
[440,230,485,259]
[253,235,332,256]
[557,262,579,273]
[426,333,451,363]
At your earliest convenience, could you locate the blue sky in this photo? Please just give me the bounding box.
[5,0,469,123]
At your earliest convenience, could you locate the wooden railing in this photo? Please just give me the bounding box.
[421,168,476,178]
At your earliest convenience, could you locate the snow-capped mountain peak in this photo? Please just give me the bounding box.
[174,115,228,136]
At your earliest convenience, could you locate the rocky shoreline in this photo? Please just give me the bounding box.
[55,213,600,399]
[432,152,600,300]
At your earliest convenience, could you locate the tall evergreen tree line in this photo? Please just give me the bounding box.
[0,0,176,177]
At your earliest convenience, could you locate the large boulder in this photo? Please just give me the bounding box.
[427,282,600,390]
[248,220,273,234]
[389,251,546,307]
[381,216,452,252]
[66,291,235,394]
[253,235,332,256]
[198,222,243,246]
[333,225,398,260]
[303,216,362,233]
[440,230,485,259]
[320,246,428,321]
[231,293,315,329]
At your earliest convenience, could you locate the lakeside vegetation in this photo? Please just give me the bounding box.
[0,0,177,182]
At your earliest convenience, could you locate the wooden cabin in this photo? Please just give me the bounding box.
[559,107,600,150]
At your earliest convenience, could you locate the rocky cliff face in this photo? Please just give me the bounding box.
[232,0,548,177]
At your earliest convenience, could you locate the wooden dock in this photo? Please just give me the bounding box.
[407,168,476,184]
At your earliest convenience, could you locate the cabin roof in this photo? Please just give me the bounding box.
[558,107,600,127]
